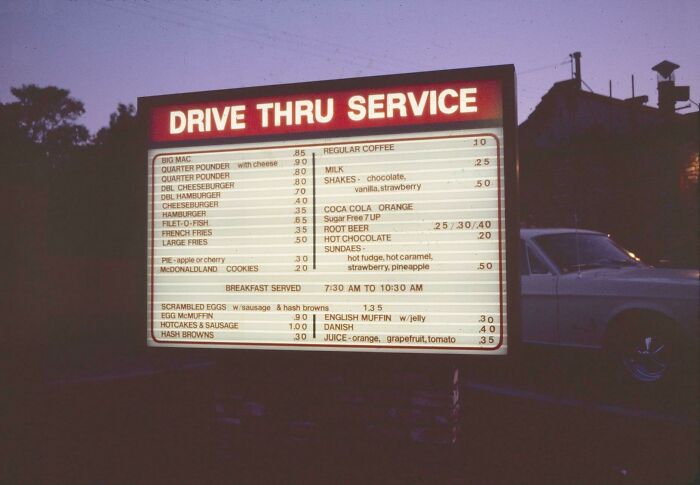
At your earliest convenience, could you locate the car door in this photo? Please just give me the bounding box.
[520,239,559,344]
[555,274,606,348]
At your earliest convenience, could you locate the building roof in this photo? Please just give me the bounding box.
[519,76,697,146]
[522,78,668,127]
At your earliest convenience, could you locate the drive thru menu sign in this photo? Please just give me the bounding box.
[142,66,517,354]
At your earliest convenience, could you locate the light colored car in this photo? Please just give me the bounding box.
[520,228,699,383]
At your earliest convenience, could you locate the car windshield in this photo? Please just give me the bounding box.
[533,233,644,273]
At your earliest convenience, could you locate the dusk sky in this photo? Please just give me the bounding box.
[2,0,698,133]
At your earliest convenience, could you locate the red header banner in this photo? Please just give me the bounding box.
[149,80,502,143]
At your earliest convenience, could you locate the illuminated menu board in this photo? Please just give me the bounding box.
[142,67,517,354]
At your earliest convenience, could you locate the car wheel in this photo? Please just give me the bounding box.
[609,317,679,384]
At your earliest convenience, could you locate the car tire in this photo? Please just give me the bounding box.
[606,314,681,385]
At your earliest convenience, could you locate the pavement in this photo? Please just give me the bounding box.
[6,346,698,484]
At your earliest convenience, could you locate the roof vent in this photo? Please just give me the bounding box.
[652,60,689,114]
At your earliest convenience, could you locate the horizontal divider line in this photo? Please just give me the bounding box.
[151,266,503,271]
[150,271,503,276]
[153,157,499,178]
[153,142,496,162]
[154,292,501,296]
[153,231,500,243]
[153,319,506,324]
[154,209,504,222]
[152,188,500,205]
[150,341,503,348]
[151,196,501,205]
[149,252,503,257]
[152,143,500,170]
[149,249,500,256]
[154,279,499,283]
[155,243,500,250]
[151,329,502,337]
[149,258,498,260]
[152,167,499,188]
[152,311,497,316]
[152,219,498,232]
[153,300,505,304]
[153,207,502,222]
[152,283,501,287]
[151,261,502,266]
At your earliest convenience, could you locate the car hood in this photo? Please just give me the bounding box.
[585,267,699,285]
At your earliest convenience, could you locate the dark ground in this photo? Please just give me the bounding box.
[5,346,698,484]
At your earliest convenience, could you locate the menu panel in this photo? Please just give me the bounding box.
[148,129,506,353]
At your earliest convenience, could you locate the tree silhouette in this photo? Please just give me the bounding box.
[11,84,88,144]
[0,101,40,165]
[2,84,89,166]
[93,102,137,150]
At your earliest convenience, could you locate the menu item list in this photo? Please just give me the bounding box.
[148,129,506,354]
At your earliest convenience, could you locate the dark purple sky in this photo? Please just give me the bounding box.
[2,0,698,133]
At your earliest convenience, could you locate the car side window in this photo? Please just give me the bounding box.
[520,240,529,275]
[527,246,550,275]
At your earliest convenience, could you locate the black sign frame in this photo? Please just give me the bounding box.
[138,64,520,368]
